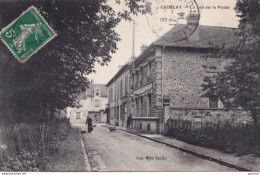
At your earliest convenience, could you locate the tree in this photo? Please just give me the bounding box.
[202,0,260,126]
[0,0,147,121]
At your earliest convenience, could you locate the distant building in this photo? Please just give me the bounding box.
[106,25,252,134]
[67,84,108,125]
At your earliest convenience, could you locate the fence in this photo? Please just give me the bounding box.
[0,122,50,163]
[163,107,260,155]
[165,118,260,155]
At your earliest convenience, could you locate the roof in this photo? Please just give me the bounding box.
[106,25,240,87]
[87,84,108,97]
[78,84,108,99]
[153,24,240,49]
[134,25,240,67]
[106,63,130,87]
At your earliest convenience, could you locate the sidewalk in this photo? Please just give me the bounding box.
[119,127,260,172]
[47,127,90,172]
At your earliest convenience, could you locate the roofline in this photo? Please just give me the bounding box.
[91,83,107,86]
[106,25,239,87]
[134,25,239,65]
[106,63,130,87]
[105,42,221,88]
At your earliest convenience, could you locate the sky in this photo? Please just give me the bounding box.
[88,0,239,84]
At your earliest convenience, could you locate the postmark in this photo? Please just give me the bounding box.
[0,6,57,63]
[146,0,200,42]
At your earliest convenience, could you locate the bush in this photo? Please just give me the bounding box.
[0,117,71,171]
[165,119,260,157]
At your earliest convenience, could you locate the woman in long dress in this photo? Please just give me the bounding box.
[86,116,93,133]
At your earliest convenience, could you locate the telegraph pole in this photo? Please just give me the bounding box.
[128,20,136,117]
[132,20,135,60]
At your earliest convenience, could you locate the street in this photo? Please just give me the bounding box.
[81,124,236,172]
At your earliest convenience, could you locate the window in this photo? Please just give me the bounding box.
[117,106,119,119]
[76,112,81,119]
[209,96,218,108]
[147,124,150,131]
[118,82,120,99]
[137,71,140,86]
[147,62,151,75]
[111,88,113,102]
[120,79,123,97]
[115,85,117,100]
[125,75,128,94]
[135,73,138,87]
[115,84,117,99]
[135,99,138,117]
[140,97,143,117]
[108,89,110,102]
[132,75,134,89]
[95,89,100,96]
[94,100,100,107]
[147,94,152,117]
[140,67,143,82]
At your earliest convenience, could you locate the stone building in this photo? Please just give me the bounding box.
[106,25,252,133]
[106,64,131,126]
[67,84,108,125]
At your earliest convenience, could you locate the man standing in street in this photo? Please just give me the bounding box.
[126,113,133,130]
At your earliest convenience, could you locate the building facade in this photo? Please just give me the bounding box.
[106,25,253,133]
[67,84,108,125]
[106,64,132,127]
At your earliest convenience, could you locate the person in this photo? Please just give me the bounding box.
[86,116,93,133]
[126,113,133,130]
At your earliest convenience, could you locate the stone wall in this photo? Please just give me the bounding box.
[130,47,164,133]
[162,47,230,108]
[164,106,253,131]
[132,118,159,133]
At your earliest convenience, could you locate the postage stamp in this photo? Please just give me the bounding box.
[0,6,56,63]
[146,0,200,41]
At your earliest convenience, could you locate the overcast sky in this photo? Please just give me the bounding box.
[88,0,239,84]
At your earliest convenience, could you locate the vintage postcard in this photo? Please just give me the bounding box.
[0,0,259,173]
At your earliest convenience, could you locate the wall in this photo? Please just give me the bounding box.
[164,106,253,132]
[162,47,230,108]
[130,46,163,133]
[132,118,158,133]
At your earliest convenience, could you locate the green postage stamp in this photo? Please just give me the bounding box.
[0,6,57,63]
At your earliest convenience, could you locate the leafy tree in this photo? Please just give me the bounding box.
[202,0,260,126]
[0,0,147,121]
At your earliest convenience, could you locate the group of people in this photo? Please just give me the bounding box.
[85,113,133,133]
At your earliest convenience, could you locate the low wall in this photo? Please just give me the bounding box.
[132,117,159,133]
[164,107,253,132]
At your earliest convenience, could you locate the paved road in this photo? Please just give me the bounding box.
[81,124,236,172]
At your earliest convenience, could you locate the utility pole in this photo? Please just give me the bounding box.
[128,20,136,117]
[132,20,135,60]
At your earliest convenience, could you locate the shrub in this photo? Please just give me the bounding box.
[0,117,71,171]
[165,119,260,157]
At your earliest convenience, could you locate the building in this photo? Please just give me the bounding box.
[106,25,252,133]
[106,64,131,126]
[67,84,108,125]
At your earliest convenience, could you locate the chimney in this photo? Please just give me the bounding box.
[140,44,147,53]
